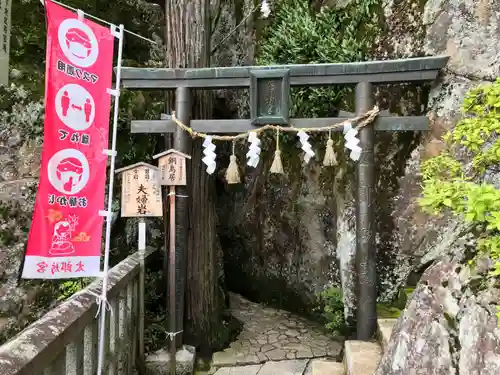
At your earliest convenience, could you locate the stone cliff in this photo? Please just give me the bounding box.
[375,0,500,372]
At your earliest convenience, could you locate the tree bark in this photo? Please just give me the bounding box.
[162,0,227,350]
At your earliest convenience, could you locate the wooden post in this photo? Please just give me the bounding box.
[0,0,11,86]
[115,163,163,374]
[137,218,146,375]
[168,185,176,375]
[153,149,191,375]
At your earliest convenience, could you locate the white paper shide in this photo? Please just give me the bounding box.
[202,136,217,174]
[343,122,362,161]
[260,0,271,18]
[297,130,315,164]
[246,132,261,168]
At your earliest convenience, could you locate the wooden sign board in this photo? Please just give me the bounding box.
[116,162,163,217]
[153,149,191,186]
[0,0,11,86]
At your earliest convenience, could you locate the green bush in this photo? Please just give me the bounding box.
[315,287,346,334]
[258,0,382,118]
[419,78,500,324]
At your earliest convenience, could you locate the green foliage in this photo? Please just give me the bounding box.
[419,79,500,324]
[376,303,401,318]
[315,287,346,334]
[256,0,383,191]
[258,0,382,117]
[56,279,92,301]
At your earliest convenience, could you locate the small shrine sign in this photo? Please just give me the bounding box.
[116,162,163,217]
[153,149,191,186]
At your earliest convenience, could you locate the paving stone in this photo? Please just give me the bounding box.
[256,352,268,362]
[258,359,309,375]
[213,351,239,367]
[311,347,327,357]
[248,346,260,354]
[285,329,300,337]
[261,344,274,353]
[213,364,262,375]
[268,334,278,343]
[296,348,314,359]
[235,353,260,365]
[230,342,242,350]
[326,342,343,357]
[211,293,345,368]
[266,349,287,361]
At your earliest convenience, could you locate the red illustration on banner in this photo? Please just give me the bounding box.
[22,0,115,279]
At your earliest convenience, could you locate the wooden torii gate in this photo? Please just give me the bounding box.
[119,56,449,343]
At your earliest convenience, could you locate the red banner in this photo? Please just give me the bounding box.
[22,1,114,279]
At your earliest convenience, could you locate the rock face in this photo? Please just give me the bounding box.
[375,0,500,372]
[376,232,500,375]
[217,160,344,314]
[0,85,43,319]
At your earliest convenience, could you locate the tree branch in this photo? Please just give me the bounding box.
[211,4,223,38]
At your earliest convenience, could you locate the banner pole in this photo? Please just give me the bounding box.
[96,23,125,375]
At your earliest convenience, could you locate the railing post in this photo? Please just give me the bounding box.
[355,81,377,340]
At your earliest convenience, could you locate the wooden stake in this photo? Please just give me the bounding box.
[136,219,147,375]
[169,186,177,375]
[153,147,190,374]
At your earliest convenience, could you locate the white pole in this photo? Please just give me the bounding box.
[96,23,124,375]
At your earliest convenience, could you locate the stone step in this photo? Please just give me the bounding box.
[377,319,397,353]
[211,358,344,375]
[258,359,309,374]
[305,359,345,375]
[212,359,309,375]
[343,341,382,375]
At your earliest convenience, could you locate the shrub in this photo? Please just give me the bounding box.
[315,287,346,334]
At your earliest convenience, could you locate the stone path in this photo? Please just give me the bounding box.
[211,359,345,375]
[210,294,343,374]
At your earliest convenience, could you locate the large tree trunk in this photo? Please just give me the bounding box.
[163,0,227,350]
